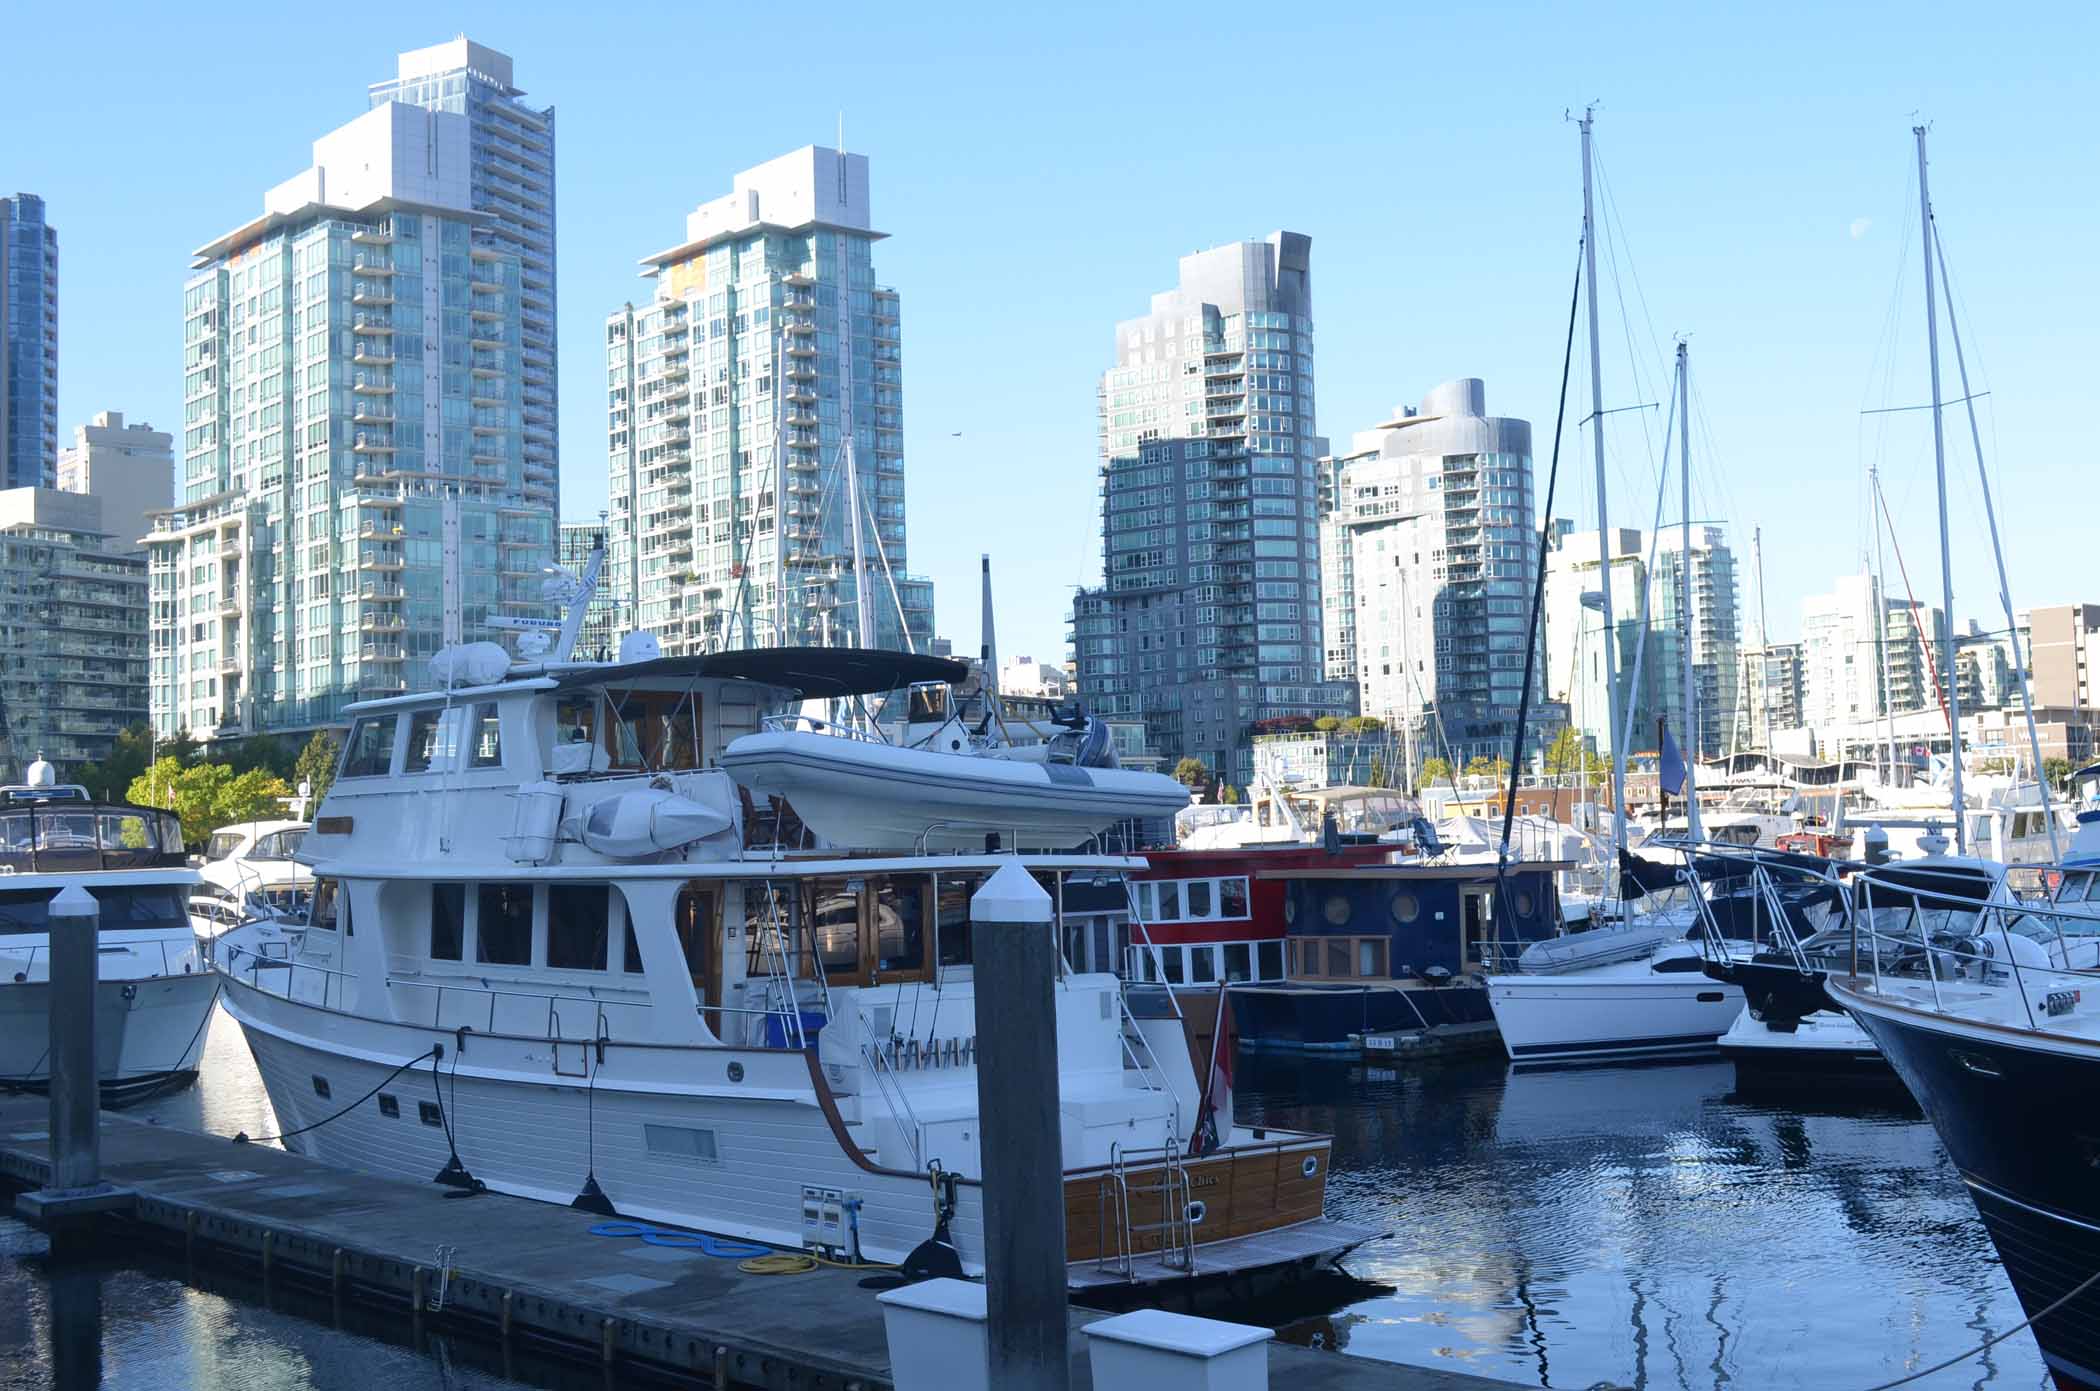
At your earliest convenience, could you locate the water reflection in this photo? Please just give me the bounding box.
[1239,1053,2048,1389]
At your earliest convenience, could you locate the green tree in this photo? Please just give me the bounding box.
[1219,784,1240,805]
[1420,756,1453,787]
[1172,756,1209,789]
[1367,755,1389,789]
[294,730,342,810]
[160,728,200,768]
[1313,715,1341,733]
[2045,756,2075,790]
[74,723,156,802]
[1466,754,1512,783]
[214,767,295,829]
[1340,714,1386,735]
[1542,726,1589,777]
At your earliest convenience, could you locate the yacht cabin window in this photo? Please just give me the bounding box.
[309,879,340,932]
[548,884,611,971]
[602,689,702,771]
[404,710,448,773]
[340,716,398,778]
[430,884,465,960]
[476,884,533,965]
[469,704,502,767]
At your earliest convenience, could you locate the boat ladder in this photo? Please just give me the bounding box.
[1094,1135,1196,1277]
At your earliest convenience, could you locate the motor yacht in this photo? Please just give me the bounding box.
[213,643,1366,1296]
[0,771,218,1104]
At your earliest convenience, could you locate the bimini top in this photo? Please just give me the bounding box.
[551,647,969,700]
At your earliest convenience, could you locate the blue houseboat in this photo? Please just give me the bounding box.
[1231,861,1568,1051]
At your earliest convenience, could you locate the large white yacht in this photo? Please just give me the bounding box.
[213,642,1363,1296]
[0,771,219,1104]
[191,817,312,935]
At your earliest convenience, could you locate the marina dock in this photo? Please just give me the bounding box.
[0,1095,1520,1390]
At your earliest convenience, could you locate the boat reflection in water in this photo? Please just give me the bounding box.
[1234,1053,2044,1390]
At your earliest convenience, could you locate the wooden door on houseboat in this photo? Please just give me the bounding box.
[675,884,722,1033]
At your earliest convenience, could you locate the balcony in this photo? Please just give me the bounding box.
[353,375,394,395]
[353,314,393,335]
[352,286,394,307]
[471,354,505,377]
[352,345,395,365]
[471,392,506,409]
[351,227,393,246]
[351,257,395,276]
[469,276,503,295]
[469,299,505,322]
[470,333,505,351]
[357,550,405,572]
[352,434,396,453]
[352,405,394,424]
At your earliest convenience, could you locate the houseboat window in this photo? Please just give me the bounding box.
[1186,881,1214,918]
[548,884,611,970]
[1257,941,1283,980]
[304,879,340,934]
[1391,892,1421,925]
[1325,938,1351,978]
[1512,889,1536,917]
[1323,893,1353,926]
[1224,943,1252,982]
[1136,948,1157,981]
[1158,882,1182,920]
[430,883,465,960]
[1161,947,1185,984]
[1358,939,1389,978]
[875,876,927,974]
[403,709,447,773]
[1220,878,1249,918]
[1133,884,1157,920]
[340,716,397,778]
[603,689,701,771]
[469,704,503,768]
[1189,947,1216,983]
[476,884,533,965]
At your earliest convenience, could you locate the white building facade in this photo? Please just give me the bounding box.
[57,410,171,556]
[606,146,928,655]
[150,102,551,739]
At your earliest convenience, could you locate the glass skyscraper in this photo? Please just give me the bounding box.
[0,194,58,489]
[1074,234,1351,787]
[149,102,550,739]
[606,145,929,655]
[370,39,557,513]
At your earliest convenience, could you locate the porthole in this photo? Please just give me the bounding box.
[1301,1156,1320,1179]
[1185,1200,1207,1226]
[419,1101,444,1128]
[1322,894,1352,927]
[727,1061,745,1083]
[311,1075,331,1100]
[378,1094,399,1119]
[1390,892,1421,925]
[1513,890,1536,917]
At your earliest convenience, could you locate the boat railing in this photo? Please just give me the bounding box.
[2,935,200,980]
[856,1009,925,1171]
[1095,1136,1196,1276]
[912,818,1029,855]
[1842,871,2100,1034]
[759,712,887,744]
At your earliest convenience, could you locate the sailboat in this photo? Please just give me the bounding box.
[1487,124,1752,1061]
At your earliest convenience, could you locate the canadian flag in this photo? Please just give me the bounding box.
[1188,982,1234,1157]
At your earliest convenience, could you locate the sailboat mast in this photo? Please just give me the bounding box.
[1676,342,1702,839]
[1915,125,1964,851]
[1754,524,1773,753]
[1930,222,2061,862]
[979,554,1000,723]
[1581,109,1628,862]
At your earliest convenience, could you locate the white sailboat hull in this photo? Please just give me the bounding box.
[1488,948,1745,1062]
[722,731,1189,851]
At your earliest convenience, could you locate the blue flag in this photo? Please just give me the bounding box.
[1659,722,1686,797]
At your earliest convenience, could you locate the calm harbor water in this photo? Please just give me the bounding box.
[0,1007,2051,1389]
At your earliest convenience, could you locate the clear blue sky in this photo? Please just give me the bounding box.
[10,2,2096,662]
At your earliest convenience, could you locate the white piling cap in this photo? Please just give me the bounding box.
[48,886,99,919]
[970,860,1053,924]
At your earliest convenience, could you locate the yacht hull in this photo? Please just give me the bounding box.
[721,731,1188,851]
[0,972,219,1106]
[1488,964,1743,1063]
[1837,980,2100,1390]
[221,975,1358,1294]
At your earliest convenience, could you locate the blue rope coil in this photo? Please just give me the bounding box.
[587,1221,773,1259]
